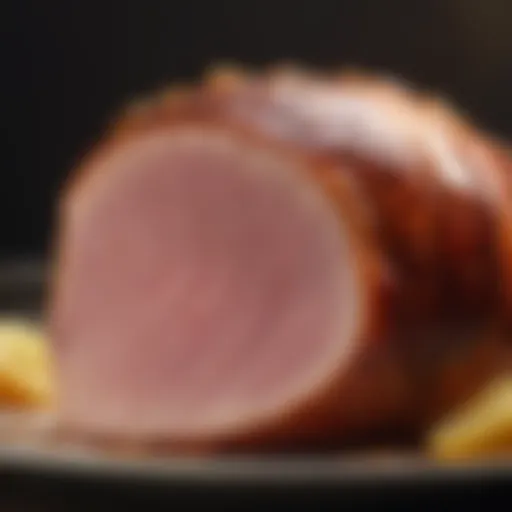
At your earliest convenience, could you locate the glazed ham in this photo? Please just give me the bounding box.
[47,67,512,452]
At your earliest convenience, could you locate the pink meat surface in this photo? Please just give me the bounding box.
[50,127,364,442]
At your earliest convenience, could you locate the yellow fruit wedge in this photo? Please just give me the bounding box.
[0,318,54,408]
[427,376,512,461]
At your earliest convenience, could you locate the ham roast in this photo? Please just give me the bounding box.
[47,66,512,452]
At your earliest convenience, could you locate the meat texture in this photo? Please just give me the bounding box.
[47,65,512,453]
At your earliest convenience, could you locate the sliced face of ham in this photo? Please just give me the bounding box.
[50,127,367,443]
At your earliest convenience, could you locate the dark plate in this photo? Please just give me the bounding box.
[0,259,510,509]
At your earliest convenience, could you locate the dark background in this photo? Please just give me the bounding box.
[3,0,512,259]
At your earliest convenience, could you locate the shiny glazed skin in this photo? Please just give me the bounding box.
[114,67,510,329]
[49,66,512,451]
